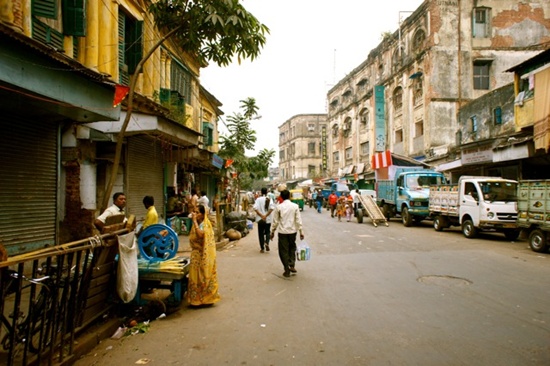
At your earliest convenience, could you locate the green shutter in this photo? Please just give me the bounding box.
[32,17,64,49]
[63,0,86,36]
[118,12,129,85]
[33,0,58,19]
[127,20,143,74]
[203,122,213,146]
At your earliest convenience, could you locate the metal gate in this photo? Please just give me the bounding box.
[0,116,57,255]
[126,136,165,222]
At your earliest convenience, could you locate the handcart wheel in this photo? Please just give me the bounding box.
[138,224,179,262]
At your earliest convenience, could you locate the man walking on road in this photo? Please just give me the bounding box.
[328,190,338,218]
[270,189,304,278]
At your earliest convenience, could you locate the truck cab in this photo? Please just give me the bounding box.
[377,168,446,226]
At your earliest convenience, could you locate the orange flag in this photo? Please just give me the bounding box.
[113,84,130,107]
[224,159,234,168]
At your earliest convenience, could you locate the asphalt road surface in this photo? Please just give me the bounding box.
[75,205,550,366]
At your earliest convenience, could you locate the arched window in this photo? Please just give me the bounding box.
[412,29,426,53]
[393,87,403,112]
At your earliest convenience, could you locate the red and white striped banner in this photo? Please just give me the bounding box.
[372,150,392,169]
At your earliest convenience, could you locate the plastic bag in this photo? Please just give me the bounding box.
[116,231,138,303]
[296,241,311,261]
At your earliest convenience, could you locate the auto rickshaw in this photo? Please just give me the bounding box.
[290,189,305,211]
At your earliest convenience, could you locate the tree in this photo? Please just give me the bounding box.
[218,98,275,206]
[101,0,269,210]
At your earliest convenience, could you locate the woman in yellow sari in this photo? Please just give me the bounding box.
[186,204,221,306]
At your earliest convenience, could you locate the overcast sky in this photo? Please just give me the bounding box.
[200,0,424,167]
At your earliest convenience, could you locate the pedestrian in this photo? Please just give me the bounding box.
[94,192,127,232]
[315,189,324,213]
[188,188,199,214]
[267,189,276,202]
[197,190,210,209]
[328,190,338,218]
[253,187,275,253]
[270,189,305,278]
[187,204,221,307]
[139,195,158,235]
[336,194,346,222]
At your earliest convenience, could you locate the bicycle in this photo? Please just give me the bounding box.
[1,269,52,355]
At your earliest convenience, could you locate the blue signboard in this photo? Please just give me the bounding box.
[374,85,386,152]
[212,154,224,169]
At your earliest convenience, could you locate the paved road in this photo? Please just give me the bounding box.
[75,206,550,366]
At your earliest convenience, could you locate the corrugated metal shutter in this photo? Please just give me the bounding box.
[127,136,165,223]
[0,116,57,255]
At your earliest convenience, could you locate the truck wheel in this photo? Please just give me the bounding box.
[356,210,363,223]
[503,229,519,241]
[433,216,445,231]
[462,219,478,239]
[402,207,413,227]
[529,229,548,253]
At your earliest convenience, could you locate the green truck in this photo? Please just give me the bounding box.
[517,180,550,253]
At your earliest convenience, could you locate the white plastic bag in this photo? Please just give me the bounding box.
[117,231,138,303]
[296,241,311,261]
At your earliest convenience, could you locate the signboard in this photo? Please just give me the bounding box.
[212,154,224,169]
[322,126,327,170]
[374,85,386,152]
[461,145,493,165]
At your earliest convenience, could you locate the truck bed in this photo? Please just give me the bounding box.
[517,180,550,228]
[429,185,459,216]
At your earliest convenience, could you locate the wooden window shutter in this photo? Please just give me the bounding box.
[127,20,143,74]
[33,0,58,19]
[63,0,86,36]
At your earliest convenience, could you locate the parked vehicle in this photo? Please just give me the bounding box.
[321,181,357,208]
[517,180,550,252]
[290,189,305,211]
[376,167,446,226]
[429,176,519,239]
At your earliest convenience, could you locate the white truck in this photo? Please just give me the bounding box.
[428,176,519,240]
[517,180,550,253]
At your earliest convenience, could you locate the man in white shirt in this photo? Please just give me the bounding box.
[94,192,127,232]
[253,187,275,253]
[270,189,305,278]
[197,190,210,209]
[351,189,360,217]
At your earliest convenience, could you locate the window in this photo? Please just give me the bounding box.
[332,125,339,137]
[33,0,57,19]
[342,89,352,104]
[493,107,502,125]
[308,142,316,155]
[279,150,285,160]
[32,18,64,50]
[413,78,423,105]
[280,132,285,141]
[395,129,403,143]
[393,87,403,112]
[470,116,478,133]
[359,109,369,127]
[171,61,192,105]
[473,61,491,90]
[345,147,353,160]
[392,47,404,72]
[361,142,370,155]
[357,78,368,94]
[415,121,424,137]
[63,0,86,36]
[202,122,214,146]
[308,165,316,176]
[473,8,491,38]
[119,10,143,85]
[307,124,315,132]
[413,29,426,53]
[333,151,339,162]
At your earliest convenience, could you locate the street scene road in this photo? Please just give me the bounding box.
[75,207,550,366]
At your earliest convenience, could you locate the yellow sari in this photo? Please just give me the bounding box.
[186,213,221,306]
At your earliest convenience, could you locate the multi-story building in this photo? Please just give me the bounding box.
[0,0,223,254]
[278,114,328,181]
[327,0,550,186]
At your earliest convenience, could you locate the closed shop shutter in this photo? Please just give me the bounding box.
[0,116,57,255]
[126,136,165,223]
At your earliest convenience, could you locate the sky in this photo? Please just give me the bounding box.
[200,0,425,167]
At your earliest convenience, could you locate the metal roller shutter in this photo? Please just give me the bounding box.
[126,136,165,223]
[0,116,57,255]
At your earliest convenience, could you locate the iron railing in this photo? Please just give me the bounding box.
[0,230,127,366]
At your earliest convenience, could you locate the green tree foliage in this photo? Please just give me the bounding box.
[102,1,269,210]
